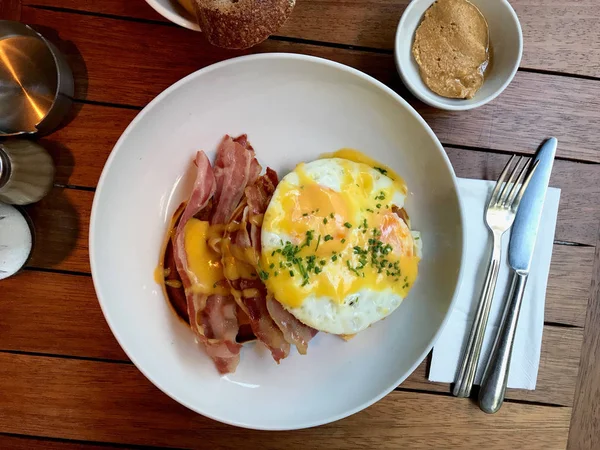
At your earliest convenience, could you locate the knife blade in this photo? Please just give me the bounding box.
[479,137,557,414]
[508,137,558,272]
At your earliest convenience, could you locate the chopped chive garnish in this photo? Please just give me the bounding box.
[375,191,386,200]
[323,218,328,224]
[344,222,352,228]
[341,238,346,243]
[324,235,333,241]
[346,260,360,276]
[289,270,294,277]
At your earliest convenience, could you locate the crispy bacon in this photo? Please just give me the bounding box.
[229,276,291,363]
[221,171,297,362]
[172,151,241,374]
[167,135,320,373]
[212,135,261,225]
[266,296,318,355]
[176,152,216,231]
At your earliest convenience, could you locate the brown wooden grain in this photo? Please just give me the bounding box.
[416,70,600,163]
[568,230,600,450]
[515,0,600,78]
[544,245,595,327]
[19,7,600,163]
[0,435,108,450]
[446,148,600,247]
[42,104,139,187]
[22,1,600,78]
[25,187,92,274]
[0,271,126,361]
[2,2,599,447]
[0,353,572,449]
[0,0,21,21]
[407,326,583,407]
[20,6,395,107]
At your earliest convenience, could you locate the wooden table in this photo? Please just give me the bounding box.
[1,1,599,448]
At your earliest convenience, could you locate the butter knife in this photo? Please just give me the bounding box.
[479,138,557,414]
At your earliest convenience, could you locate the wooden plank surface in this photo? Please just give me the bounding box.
[568,235,600,449]
[22,0,600,78]
[0,267,584,406]
[445,148,600,247]
[0,353,572,449]
[19,6,600,163]
[1,0,599,448]
[24,188,92,274]
[0,271,126,361]
[0,0,21,20]
[0,435,112,450]
[41,104,139,187]
[406,326,583,407]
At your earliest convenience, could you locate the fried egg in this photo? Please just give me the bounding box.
[260,153,422,335]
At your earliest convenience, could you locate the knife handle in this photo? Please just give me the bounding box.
[479,271,528,414]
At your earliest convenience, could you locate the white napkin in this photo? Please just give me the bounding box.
[429,178,561,390]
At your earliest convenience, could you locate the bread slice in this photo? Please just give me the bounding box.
[192,0,296,49]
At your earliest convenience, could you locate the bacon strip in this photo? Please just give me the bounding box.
[212,135,261,225]
[246,167,318,354]
[176,152,216,232]
[222,171,296,362]
[266,296,318,355]
[229,277,290,362]
[172,151,241,374]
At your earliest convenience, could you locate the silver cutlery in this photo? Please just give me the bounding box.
[479,138,557,413]
[452,154,539,398]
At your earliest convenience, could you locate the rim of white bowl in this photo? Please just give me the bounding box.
[394,0,523,111]
[89,53,467,430]
[144,0,201,31]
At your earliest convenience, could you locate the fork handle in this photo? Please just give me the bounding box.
[452,232,502,398]
[479,271,528,413]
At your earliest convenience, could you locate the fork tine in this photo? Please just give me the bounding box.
[511,159,540,211]
[504,158,532,207]
[489,155,516,206]
[496,156,524,206]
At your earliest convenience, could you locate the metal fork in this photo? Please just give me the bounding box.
[452,155,539,398]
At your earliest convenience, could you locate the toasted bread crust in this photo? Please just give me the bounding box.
[193,0,296,49]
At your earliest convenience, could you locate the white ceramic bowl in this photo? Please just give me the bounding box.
[395,0,523,110]
[90,54,465,430]
[145,0,200,31]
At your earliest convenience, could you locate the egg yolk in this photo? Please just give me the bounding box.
[261,158,419,309]
[183,218,228,295]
